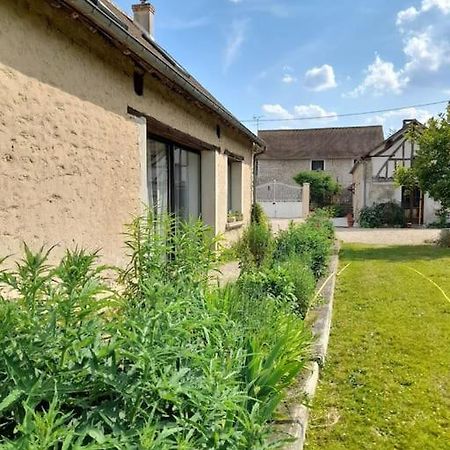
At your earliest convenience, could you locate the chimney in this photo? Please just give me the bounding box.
[132,1,156,39]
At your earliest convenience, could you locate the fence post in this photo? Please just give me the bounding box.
[302,183,310,218]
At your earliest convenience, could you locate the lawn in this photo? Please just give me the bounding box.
[306,244,450,450]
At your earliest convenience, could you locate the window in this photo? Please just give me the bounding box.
[311,160,325,171]
[227,157,242,217]
[147,137,201,220]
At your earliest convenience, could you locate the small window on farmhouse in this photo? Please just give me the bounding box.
[227,157,242,221]
[311,160,325,171]
[134,71,144,96]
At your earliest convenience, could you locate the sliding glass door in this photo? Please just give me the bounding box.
[147,138,201,220]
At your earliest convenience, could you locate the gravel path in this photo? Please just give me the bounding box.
[335,228,440,245]
[270,219,440,245]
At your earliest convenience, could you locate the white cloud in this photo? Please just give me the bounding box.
[261,104,294,120]
[347,55,409,97]
[261,104,337,128]
[304,64,337,92]
[396,6,419,26]
[282,74,297,84]
[404,31,448,72]
[422,0,450,13]
[397,0,450,26]
[223,19,248,72]
[293,104,337,120]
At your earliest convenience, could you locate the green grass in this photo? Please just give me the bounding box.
[306,244,450,450]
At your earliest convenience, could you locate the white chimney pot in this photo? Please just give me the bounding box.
[132,1,156,39]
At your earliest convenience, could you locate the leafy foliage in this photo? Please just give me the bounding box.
[394,166,419,194]
[359,201,405,228]
[293,171,341,208]
[251,203,269,229]
[412,107,450,214]
[238,223,274,271]
[274,210,335,280]
[0,213,310,449]
[438,229,450,248]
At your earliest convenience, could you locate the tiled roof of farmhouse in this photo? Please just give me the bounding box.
[258,126,384,160]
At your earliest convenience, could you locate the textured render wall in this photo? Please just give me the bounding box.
[352,162,366,218]
[0,0,253,262]
[257,158,354,188]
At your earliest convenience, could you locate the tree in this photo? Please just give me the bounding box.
[412,107,450,223]
[293,171,341,208]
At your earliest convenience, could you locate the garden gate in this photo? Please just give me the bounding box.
[256,180,308,219]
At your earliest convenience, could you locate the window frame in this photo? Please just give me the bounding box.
[227,155,243,215]
[147,133,202,219]
[311,159,325,171]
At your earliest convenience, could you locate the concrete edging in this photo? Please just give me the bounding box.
[282,247,340,450]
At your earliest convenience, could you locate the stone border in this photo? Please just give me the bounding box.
[281,247,340,450]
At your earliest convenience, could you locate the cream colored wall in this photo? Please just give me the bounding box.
[257,158,354,188]
[0,0,254,264]
[371,139,414,178]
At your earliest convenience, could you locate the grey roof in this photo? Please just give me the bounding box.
[258,126,384,160]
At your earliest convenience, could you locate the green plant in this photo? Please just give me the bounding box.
[238,222,274,271]
[438,229,450,247]
[276,255,316,319]
[410,107,450,217]
[251,203,269,229]
[274,214,334,281]
[293,171,341,208]
[359,202,405,228]
[0,212,310,449]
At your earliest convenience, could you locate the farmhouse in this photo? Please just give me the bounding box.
[351,119,440,225]
[256,126,384,213]
[0,0,265,265]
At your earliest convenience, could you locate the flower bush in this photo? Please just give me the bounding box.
[359,201,405,228]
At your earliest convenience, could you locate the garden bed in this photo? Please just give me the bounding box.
[0,209,336,449]
[273,244,340,449]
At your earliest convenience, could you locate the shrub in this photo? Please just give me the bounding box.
[238,222,274,271]
[359,201,405,228]
[238,265,297,311]
[276,255,316,319]
[251,202,269,229]
[293,171,341,207]
[438,229,450,247]
[274,215,334,281]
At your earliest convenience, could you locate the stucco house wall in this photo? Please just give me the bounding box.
[0,0,256,265]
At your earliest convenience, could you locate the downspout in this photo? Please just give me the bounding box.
[363,159,368,208]
[252,144,266,204]
[60,0,264,148]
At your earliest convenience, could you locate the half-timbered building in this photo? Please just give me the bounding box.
[351,120,440,225]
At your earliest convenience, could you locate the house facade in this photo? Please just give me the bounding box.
[257,126,384,210]
[0,0,264,265]
[352,120,440,225]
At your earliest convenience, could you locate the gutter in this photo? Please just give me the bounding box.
[59,0,265,149]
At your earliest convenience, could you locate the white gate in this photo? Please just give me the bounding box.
[256,181,304,219]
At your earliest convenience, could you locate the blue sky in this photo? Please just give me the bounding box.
[115,0,450,134]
